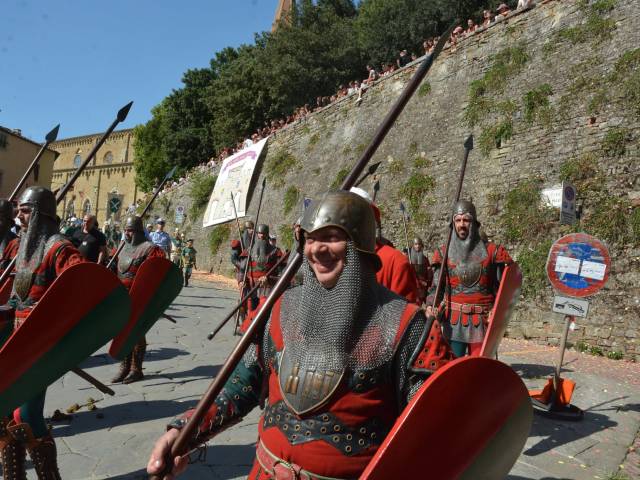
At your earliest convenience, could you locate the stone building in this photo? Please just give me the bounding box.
[51,129,138,226]
[0,126,56,199]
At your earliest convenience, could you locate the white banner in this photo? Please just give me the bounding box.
[202,138,268,228]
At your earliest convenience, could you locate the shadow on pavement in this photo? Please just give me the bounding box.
[509,363,574,379]
[145,347,190,362]
[171,303,225,309]
[52,398,199,437]
[144,364,222,384]
[524,409,617,457]
[78,353,112,369]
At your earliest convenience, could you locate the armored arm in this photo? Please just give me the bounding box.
[392,310,428,410]
[168,344,264,446]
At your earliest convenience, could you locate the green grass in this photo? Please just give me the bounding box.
[283,186,299,215]
[418,81,431,97]
[279,223,294,251]
[308,132,320,148]
[584,197,629,244]
[189,172,217,218]
[500,180,556,243]
[589,345,604,356]
[463,44,529,128]
[399,172,435,225]
[208,224,230,255]
[523,84,554,126]
[265,149,299,189]
[631,208,640,244]
[331,167,350,189]
[479,119,513,155]
[517,240,553,298]
[601,127,630,157]
[607,351,624,360]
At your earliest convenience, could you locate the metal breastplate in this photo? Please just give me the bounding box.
[278,348,345,416]
[118,242,152,274]
[451,260,483,288]
[13,235,62,301]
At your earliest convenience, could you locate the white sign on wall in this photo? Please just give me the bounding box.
[202,138,268,228]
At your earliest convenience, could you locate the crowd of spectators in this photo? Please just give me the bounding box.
[159,1,536,196]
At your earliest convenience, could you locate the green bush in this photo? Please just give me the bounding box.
[589,345,604,356]
[399,172,435,225]
[189,172,217,218]
[279,223,294,251]
[208,224,230,255]
[265,150,299,189]
[584,197,628,244]
[479,119,513,155]
[283,186,299,215]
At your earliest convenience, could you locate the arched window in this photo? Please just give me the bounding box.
[104,151,114,164]
[82,199,91,215]
[73,154,82,168]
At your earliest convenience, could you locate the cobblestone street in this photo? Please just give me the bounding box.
[34,276,639,479]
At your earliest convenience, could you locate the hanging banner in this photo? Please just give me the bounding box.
[202,138,268,228]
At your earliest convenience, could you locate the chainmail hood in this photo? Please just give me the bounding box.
[280,242,407,374]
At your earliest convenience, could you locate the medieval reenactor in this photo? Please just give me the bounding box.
[241,220,255,249]
[0,186,85,480]
[181,239,197,287]
[408,237,433,305]
[0,200,19,273]
[350,187,419,303]
[427,200,514,357]
[170,229,184,267]
[238,223,277,333]
[268,234,285,274]
[111,215,166,383]
[147,190,452,479]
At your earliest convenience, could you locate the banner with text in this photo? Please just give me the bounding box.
[202,138,268,228]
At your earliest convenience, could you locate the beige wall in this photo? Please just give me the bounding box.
[51,129,138,226]
[0,127,56,199]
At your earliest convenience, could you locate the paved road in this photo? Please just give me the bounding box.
[31,278,639,479]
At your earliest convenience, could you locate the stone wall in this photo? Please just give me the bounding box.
[148,0,640,359]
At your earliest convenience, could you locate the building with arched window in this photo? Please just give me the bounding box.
[0,126,56,198]
[51,129,138,225]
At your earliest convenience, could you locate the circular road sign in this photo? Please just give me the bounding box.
[546,233,611,298]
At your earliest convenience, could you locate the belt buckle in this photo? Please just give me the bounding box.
[273,459,310,480]
[461,304,472,314]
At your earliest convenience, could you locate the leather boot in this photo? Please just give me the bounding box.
[0,419,27,480]
[124,340,146,384]
[111,353,132,383]
[8,422,61,480]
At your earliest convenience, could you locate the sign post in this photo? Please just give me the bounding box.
[531,233,611,420]
[175,205,185,224]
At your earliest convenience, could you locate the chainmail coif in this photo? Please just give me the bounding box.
[280,241,407,373]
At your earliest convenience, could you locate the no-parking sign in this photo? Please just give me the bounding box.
[546,233,610,298]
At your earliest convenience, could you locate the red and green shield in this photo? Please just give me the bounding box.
[109,257,182,360]
[361,357,532,480]
[0,263,130,415]
[0,276,14,305]
[480,264,522,358]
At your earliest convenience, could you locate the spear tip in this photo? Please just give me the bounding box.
[117,101,134,123]
[464,134,474,151]
[45,124,60,143]
[399,202,405,211]
[368,161,381,175]
[165,165,177,180]
[261,177,266,187]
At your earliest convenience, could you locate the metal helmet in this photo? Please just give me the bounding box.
[244,220,254,229]
[18,186,56,219]
[124,215,144,232]
[256,224,269,235]
[0,199,14,222]
[413,237,423,247]
[301,190,380,270]
[451,200,480,225]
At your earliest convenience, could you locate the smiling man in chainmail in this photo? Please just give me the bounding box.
[148,189,452,480]
[427,200,514,357]
[0,186,84,480]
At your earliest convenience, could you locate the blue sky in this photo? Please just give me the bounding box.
[0,0,278,141]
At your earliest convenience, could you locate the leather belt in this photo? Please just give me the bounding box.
[448,302,493,314]
[256,440,349,480]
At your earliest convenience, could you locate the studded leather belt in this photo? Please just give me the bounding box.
[448,302,493,314]
[256,440,351,480]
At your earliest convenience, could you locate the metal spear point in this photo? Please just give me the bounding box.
[372,180,380,202]
[10,123,60,201]
[354,161,382,187]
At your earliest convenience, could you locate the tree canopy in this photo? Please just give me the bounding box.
[134,0,517,191]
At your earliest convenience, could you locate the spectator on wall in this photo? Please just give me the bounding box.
[482,9,493,27]
[496,3,511,20]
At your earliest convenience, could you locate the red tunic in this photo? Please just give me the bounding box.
[375,242,419,304]
[12,239,84,320]
[431,242,513,327]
